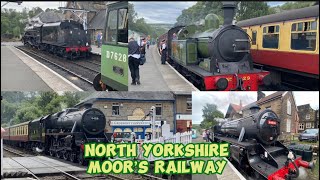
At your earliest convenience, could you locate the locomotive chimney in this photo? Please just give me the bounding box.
[222,1,236,25]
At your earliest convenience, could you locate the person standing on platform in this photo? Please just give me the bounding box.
[128,37,141,85]
[160,39,167,64]
[97,32,102,48]
[202,130,207,142]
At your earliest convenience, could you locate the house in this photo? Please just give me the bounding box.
[225,102,242,119]
[74,92,175,139]
[173,92,192,133]
[297,104,317,132]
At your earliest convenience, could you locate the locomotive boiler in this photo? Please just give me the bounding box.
[3,107,109,165]
[212,107,314,180]
[22,19,91,59]
[161,2,272,91]
[215,107,280,145]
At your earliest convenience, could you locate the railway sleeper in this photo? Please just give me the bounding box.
[1,171,29,179]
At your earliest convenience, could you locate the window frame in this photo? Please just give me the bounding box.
[286,118,291,133]
[104,6,128,47]
[290,19,318,52]
[155,103,162,116]
[306,122,312,128]
[306,114,310,119]
[112,103,120,116]
[299,123,305,130]
[287,100,291,115]
[262,24,281,50]
[252,30,257,45]
[186,97,192,111]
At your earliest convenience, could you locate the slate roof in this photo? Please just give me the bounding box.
[87,10,106,30]
[75,92,175,107]
[32,11,64,23]
[237,5,319,27]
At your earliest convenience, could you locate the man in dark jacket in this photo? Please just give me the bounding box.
[128,37,141,85]
[160,39,167,64]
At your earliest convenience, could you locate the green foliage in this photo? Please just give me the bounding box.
[175,1,317,26]
[200,103,224,130]
[1,7,44,39]
[1,92,90,127]
[236,2,271,21]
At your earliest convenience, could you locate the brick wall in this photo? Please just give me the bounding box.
[91,101,174,133]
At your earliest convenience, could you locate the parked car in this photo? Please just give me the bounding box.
[299,129,319,142]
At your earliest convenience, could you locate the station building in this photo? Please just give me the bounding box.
[75,92,177,139]
[173,92,192,133]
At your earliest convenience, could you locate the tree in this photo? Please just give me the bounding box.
[200,103,224,130]
[236,2,270,21]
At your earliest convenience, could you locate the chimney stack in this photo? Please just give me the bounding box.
[222,1,236,25]
[257,91,265,101]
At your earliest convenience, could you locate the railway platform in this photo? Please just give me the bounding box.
[2,156,86,176]
[129,45,198,91]
[90,45,101,55]
[192,137,246,180]
[1,45,81,92]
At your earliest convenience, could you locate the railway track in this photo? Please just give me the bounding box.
[15,46,96,91]
[3,145,167,180]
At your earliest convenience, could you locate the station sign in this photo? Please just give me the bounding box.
[111,121,161,126]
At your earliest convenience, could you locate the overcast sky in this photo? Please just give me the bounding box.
[192,91,319,124]
[131,1,287,24]
[1,1,65,11]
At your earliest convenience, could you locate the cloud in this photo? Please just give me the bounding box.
[267,1,287,7]
[131,1,197,24]
[192,91,319,124]
[1,1,63,12]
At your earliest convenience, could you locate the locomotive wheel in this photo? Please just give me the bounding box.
[56,151,61,158]
[63,151,70,161]
[49,150,55,157]
[70,152,77,163]
[78,149,87,166]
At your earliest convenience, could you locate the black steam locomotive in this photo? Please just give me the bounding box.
[3,107,108,165]
[212,107,314,180]
[158,2,271,91]
[22,20,91,60]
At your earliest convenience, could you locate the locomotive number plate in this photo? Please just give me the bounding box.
[106,50,127,62]
[226,76,251,82]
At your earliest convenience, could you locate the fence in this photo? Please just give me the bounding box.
[135,131,193,161]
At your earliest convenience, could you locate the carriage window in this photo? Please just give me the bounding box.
[106,10,117,43]
[252,31,257,45]
[291,21,317,51]
[262,25,279,49]
[117,8,128,44]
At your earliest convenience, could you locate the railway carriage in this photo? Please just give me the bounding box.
[237,5,319,89]
[93,1,129,91]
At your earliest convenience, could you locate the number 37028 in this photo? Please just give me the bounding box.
[106,51,127,62]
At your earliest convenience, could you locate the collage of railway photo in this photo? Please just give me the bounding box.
[0,1,319,180]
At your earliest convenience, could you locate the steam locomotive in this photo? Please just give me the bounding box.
[22,20,91,60]
[158,2,271,91]
[212,106,314,180]
[3,107,108,165]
